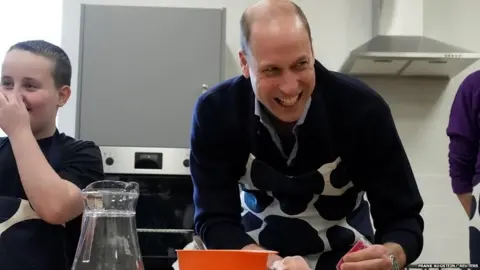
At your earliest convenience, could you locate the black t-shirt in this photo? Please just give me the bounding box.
[0,131,104,270]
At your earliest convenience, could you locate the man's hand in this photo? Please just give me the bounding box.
[268,253,283,269]
[242,244,284,269]
[271,256,311,270]
[457,193,473,218]
[341,244,392,270]
[0,90,31,137]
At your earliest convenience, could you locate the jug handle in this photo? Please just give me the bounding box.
[82,217,96,263]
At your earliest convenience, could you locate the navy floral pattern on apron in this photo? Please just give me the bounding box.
[470,182,480,264]
[239,154,369,270]
[0,132,71,270]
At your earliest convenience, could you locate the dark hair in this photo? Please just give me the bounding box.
[240,2,312,54]
[8,40,72,88]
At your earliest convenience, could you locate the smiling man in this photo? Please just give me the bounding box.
[189,1,424,269]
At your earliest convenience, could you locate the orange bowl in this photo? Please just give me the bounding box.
[176,249,277,270]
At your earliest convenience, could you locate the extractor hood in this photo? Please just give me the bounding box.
[341,0,480,78]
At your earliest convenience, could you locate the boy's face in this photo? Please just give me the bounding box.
[1,49,70,136]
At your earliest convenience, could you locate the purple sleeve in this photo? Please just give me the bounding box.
[446,71,480,194]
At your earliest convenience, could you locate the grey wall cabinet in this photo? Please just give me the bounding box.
[76,4,226,148]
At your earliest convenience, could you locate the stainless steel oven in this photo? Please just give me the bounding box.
[100,146,194,270]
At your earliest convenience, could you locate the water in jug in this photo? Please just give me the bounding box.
[71,180,144,270]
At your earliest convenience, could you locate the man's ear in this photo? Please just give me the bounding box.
[238,50,250,78]
[57,85,71,107]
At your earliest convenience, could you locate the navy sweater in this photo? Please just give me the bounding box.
[190,61,424,266]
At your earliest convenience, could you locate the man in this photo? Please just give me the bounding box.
[447,70,480,264]
[189,1,424,269]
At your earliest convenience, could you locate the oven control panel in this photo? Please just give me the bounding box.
[99,146,191,175]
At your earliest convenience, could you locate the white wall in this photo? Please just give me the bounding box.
[60,0,475,264]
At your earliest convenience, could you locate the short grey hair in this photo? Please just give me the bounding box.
[240,2,312,54]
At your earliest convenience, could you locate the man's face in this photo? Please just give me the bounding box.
[240,16,315,123]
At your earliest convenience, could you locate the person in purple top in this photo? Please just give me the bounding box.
[447,70,480,264]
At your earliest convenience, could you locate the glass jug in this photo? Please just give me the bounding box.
[71,180,144,270]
